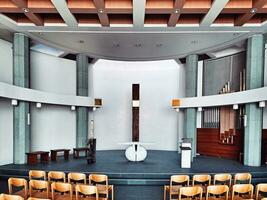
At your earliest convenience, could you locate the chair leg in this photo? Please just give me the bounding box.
[164,186,166,200]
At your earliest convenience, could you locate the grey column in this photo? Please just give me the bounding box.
[13,33,30,164]
[244,34,264,166]
[184,54,198,158]
[76,54,89,147]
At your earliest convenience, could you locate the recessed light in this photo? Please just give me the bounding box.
[134,43,142,48]
[23,8,30,13]
[250,8,257,14]
[156,44,163,47]
[78,40,84,44]
[113,43,120,48]
[98,9,104,13]
[191,40,198,44]
[174,9,180,14]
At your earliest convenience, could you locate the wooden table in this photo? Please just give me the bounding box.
[73,147,90,159]
[26,151,49,165]
[50,149,70,161]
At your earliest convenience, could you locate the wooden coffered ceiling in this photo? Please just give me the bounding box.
[1,0,267,27]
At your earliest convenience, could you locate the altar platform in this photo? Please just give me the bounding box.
[1,150,267,200]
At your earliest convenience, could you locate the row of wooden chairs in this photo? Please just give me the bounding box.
[8,171,114,200]
[164,173,252,200]
[165,184,267,200]
[1,194,48,200]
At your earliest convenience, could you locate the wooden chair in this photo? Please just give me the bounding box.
[206,185,229,200]
[256,183,267,200]
[29,170,47,181]
[0,194,24,200]
[231,184,254,200]
[164,175,190,200]
[51,182,72,200]
[233,173,252,184]
[193,174,211,193]
[213,174,232,187]
[8,178,28,198]
[68,173,86,184]
[179,186,203,200]
[48,172,66,183]
[89,174,113,200]
[29,180,49,199]
[75,185,98,200]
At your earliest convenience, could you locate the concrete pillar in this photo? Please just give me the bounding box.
[244,34,264,166]
[76,54,89,147]
[13,33,30,164]
[184,54,198,158]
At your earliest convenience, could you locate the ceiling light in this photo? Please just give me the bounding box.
[98,9,104,13]
[191,40,198,44]
[23,8,29,13]
[134,43,142,48]
[156,44,163,47]
[11,99,18,106]
[78,40,84,44]
[36,102,42,108]
[233,104,239,110]
[174,9,180,14]
[259,101,266,108]
[197,107,203,112]
[113,43,120,48]
[250,8,257,14]
[71,106,76,111]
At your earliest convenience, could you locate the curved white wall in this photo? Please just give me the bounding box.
[93,59,184,151]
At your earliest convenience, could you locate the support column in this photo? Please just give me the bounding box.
[76,54,88,147]
[184,54,198,158]
[13,33,30,164]
[244,34,264,166]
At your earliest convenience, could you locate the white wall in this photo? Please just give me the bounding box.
[263,45,267,129]
[93,59,185,151]
[30,52,76,152]
[0,39,13,165]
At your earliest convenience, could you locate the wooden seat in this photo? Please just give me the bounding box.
[164,175,190,200]
[51,182,72,200]
[29,170,47,181]
[48,172,66,183]
[179,186,203,200]
[0,194,24,200]
[8,178,28,198]
[68,173,86,184]
[89,174,113,200]
[29,180,49,199]
[234,173,252,184]
[256,183,267,200]
[75,185,98,200]
[206,185,229,200]
[231,184,254,200]
[193,174,211,193]
[27,198,50,200]
[213,174,232,187]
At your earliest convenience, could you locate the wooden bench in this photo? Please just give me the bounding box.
[26,151,49,165]
[50,149,70,161]
[73,147,90,159]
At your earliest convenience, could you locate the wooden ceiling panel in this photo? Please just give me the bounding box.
[67,0,95,8]
[27,0,55,8]
[177,14,203,24]
[105,0,133,9]
[183,0,212,9]
[39,13,64,24]
[109,14,133,24]
[213,14,235,24]
[146,0,174,9]
[75,14,100,24]
[225,0,252,8]
[145,14,169,24]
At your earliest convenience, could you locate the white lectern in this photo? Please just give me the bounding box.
[180,138,192,168]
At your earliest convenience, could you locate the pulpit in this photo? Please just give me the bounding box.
[180,138,192,168]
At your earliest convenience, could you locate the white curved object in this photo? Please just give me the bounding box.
[125,143,147,162]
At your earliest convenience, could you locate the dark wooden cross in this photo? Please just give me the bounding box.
[132,84,140,142]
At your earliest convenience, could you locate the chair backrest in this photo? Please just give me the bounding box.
[48,171,66,182]
[29,180,49,198]
[75,185,98,200]
[179,186,203,200]
[29,170,46,181]
[51,182,72,200]
[68,173,86,184]
[193,174,211,186]
[0,194,24,200]
[256,183,267,200]
[8,178,28,197]
[213,174,232,186]
[234,173,251,184]
[89,174,108,186]
[170,175,190,187]
[206,185,229,200]
[231,184,254,200]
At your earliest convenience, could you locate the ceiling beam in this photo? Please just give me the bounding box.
[93,0,109,27]
[10,0,44,26]
[168,0,186,27]
[133,0,146,27]
[51,0,78,28]
[200,0,230,26]
[235,0,267,26]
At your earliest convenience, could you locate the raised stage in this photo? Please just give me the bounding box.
[0,150,267,200]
